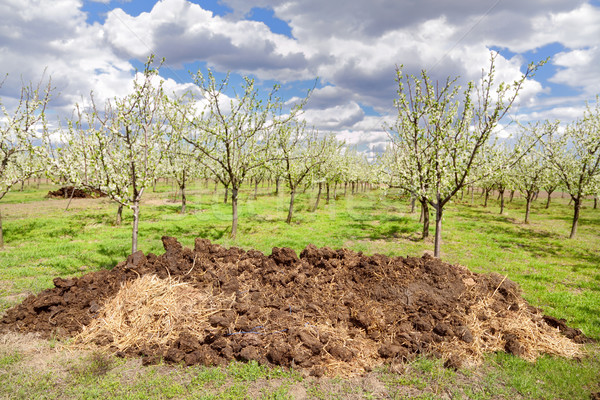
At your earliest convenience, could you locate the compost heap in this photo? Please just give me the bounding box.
[47,186,105,199]
[0,237,590,376]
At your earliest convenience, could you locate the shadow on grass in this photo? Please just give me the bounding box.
[96,245,129,269]
[142,223,188,238]
[3,220,47,240]
[471,215,600,270]
[154,205,184,214]
[345,218,420,242]
[195,226,229,241]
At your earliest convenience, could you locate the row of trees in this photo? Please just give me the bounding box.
[2,54,599,255]
[379,54,600,256]
[1,76,52,247]
[42,59,355,252]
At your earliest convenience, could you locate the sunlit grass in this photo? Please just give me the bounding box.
[0,181,599,399]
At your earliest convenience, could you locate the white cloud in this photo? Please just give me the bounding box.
[0,0,205,118]
[300,102,364,131]
[551,46,600,96]
[516,106,589,123]
[0,0,133,113]
[103,0,310,80]
[1,0,599,154]
[527,3,600,50]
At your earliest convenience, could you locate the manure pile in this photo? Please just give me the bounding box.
[0,237,591,375]
[47,186,105,199]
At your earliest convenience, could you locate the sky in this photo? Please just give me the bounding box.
[1,0,600,154]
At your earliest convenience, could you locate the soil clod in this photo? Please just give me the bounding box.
[0,237,588,375]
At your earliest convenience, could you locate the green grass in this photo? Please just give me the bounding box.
[0,181,599,399]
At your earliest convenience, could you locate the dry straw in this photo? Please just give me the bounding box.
[434,298,583,366]
[75,273,584,374]
[75,274,231,353]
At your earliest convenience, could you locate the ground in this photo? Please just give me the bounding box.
[0,181,599,399]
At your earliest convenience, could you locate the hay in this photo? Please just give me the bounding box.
[74,274,230,353]
[434,297,583,366]
[75,272,584,373]
[62,240,588,375]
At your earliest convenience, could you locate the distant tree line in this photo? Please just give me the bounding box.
[2,53,599,255]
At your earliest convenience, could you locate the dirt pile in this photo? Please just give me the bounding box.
[47,186,105,199]
[0,237,590,375]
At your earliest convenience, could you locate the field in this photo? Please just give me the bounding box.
[0,181,599,399]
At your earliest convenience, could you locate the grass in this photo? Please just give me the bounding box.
[0,181,599,399]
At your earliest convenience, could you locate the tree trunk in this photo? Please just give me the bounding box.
[286,189,296,224]
[351,181,355,195]
[483,189,490,207]
[0,208,4,248]
[224,185,229,204]
[275,178,280,196]
[546,190,554,209]
[214,181,218,194]
[344,182,348,196]
[499,189,505,214]
[254,179,258,200]
[65,186,76,211]
[333,182,337,199]
[131,201,140,253]
[326,182,330,204]
[420,199,429,239]
[509,190,515,203]
[116,204,123,225]
[569,197,581,239]
[433,203,443,258]
[594,196,598,209]
[231,187,239,239]
[410,197,416,213]
[312,182,322,212]
[525,196,532,223]
[470,186,474,204]
[180,183,186,214]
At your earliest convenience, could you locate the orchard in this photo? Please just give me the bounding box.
[1,54,599,398]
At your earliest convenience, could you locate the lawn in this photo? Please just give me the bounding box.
[0,181,598,399]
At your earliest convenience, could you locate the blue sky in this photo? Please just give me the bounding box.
[2,0,599,152]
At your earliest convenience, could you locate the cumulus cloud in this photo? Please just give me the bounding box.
[551,46,600,96]
[0,0,134,114]
[103,0,310,79]
[221,0,579,40]
[1,0,599,153]
[300,102,365,131]
[0,0,207,118]
[95,0,566,115]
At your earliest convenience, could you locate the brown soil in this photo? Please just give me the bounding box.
[47,186,105,199]
[0,237,591,375]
